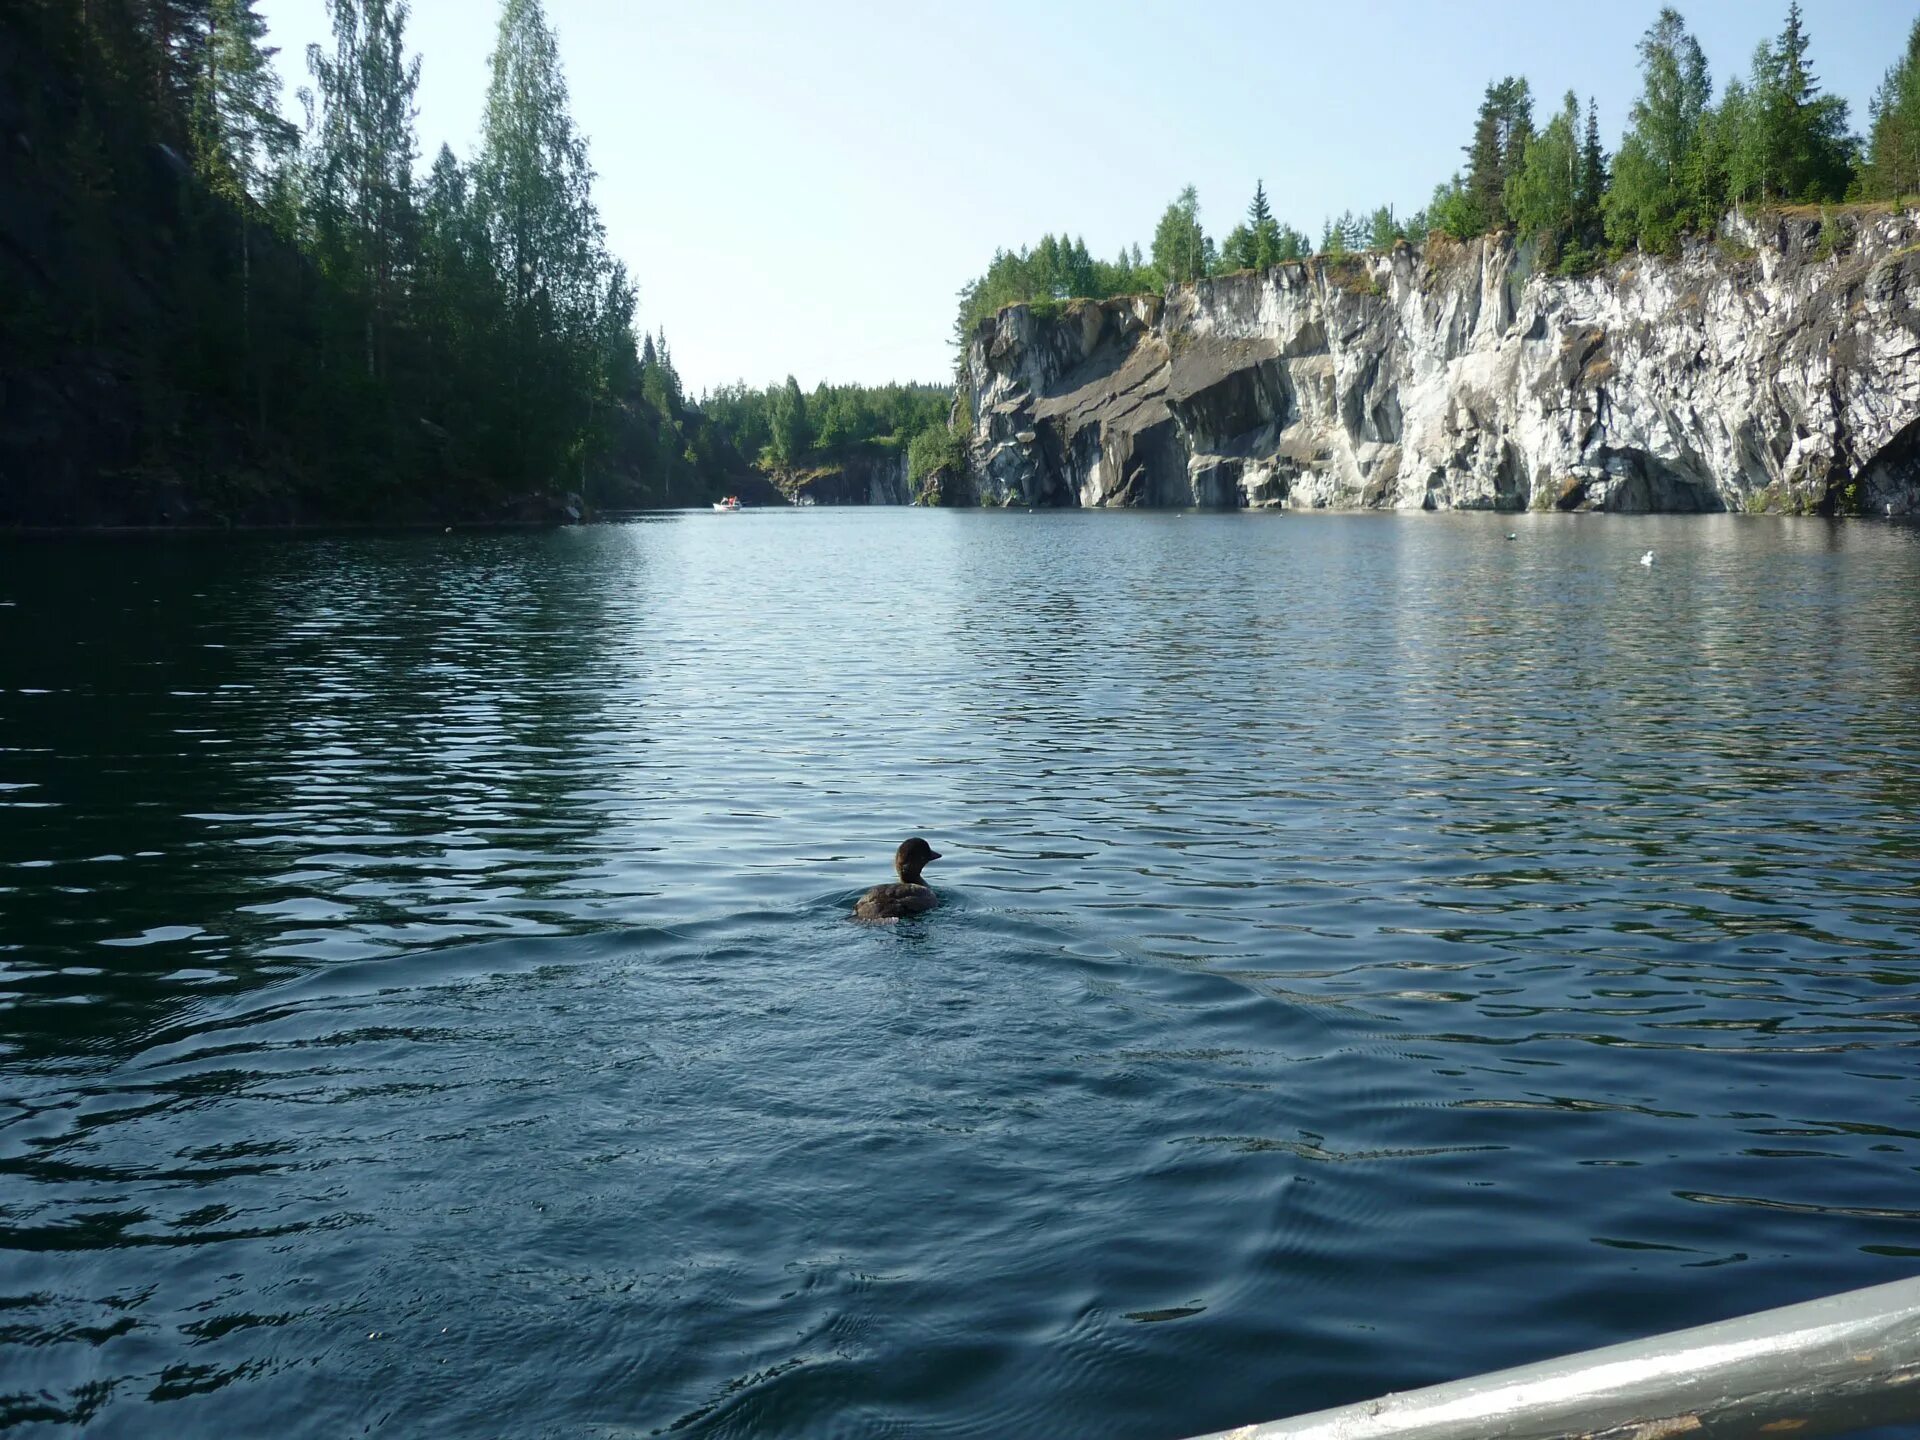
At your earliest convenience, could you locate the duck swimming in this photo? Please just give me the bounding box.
[853,838,941,920]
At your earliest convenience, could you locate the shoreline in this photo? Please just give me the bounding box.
[3,509,1909,538]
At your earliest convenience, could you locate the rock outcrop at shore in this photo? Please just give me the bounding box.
[958,211,1920,514]
[773,447,911,506]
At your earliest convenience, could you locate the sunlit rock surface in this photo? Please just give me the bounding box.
[959,212,1920,514]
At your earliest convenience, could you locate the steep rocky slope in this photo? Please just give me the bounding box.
[770,446,911,505]
[959,211,1920,514]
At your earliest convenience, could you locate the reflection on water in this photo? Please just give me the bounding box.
[1,512,1918,1437]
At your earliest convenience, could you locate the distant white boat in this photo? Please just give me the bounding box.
[713,496,742,512]
[1640,550,1654,566]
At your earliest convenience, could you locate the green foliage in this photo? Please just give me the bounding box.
[189,0,297,203]
[1601,3,1861,251]
[1317,211,1389,256]
[1152,184,1214,284]
[305,0,421,386]
[953,234,1147,339]
[1221,180,1304,270]
[1466,76,1534,230]
[1864,19,1920,200]
[767,376,811,467]
[1710,7,1854,206]
[1814,204,1848,259]
[1508,92,1581,239]
[1581,99,1609,224]
[703,379,949,472]
[1367,206,1402,251]
[907,419,966,489]
[1605,7,1715,251]
[2,0,750,522]
[1508,90,1609,265]
[1427,174,1486,240]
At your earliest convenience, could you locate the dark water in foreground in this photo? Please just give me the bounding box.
[2,510,1919,1438]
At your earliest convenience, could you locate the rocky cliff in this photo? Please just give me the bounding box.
[960,211,1920,515]
[772,446,911,506]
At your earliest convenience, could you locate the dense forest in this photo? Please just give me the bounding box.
[2,0,773,524]
[957,5,1920,339]
[10,3,1919,523]
[699,380,949,470]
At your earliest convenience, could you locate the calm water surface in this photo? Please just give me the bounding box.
[2,511,1919,1437]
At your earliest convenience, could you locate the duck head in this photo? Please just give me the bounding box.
[895,837,941,885]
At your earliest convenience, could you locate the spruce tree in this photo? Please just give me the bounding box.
[1465,76,1534,231]
[1751,3,1854,202]
[1247,181,1284,266]
[1578,97,1608,232]
[1248,180,1274,230]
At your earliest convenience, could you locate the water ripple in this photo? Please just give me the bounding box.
[1,513,1918,1436]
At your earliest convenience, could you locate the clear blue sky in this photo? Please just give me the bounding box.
[255,0,1913,394]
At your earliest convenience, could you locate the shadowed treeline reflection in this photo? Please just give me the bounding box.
[0,532,637,1062]
[1,513,1918,1437]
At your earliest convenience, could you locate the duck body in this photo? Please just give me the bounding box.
[853,881,937,920]
[853,838,941,921]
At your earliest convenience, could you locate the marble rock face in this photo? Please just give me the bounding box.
[957,212,1920,515]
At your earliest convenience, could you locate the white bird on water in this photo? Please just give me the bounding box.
[1640,550,1654,567]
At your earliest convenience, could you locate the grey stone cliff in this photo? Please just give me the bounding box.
[774,447,911,506]
[959,211,1920,515]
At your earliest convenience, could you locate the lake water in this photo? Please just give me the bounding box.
[3,510,1919,1438]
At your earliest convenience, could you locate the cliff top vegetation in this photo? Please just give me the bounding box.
[956,5,1920,345]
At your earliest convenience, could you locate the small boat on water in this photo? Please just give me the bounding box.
[712,496,742,512]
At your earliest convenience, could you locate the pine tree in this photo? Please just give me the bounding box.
[190,0,296,202]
